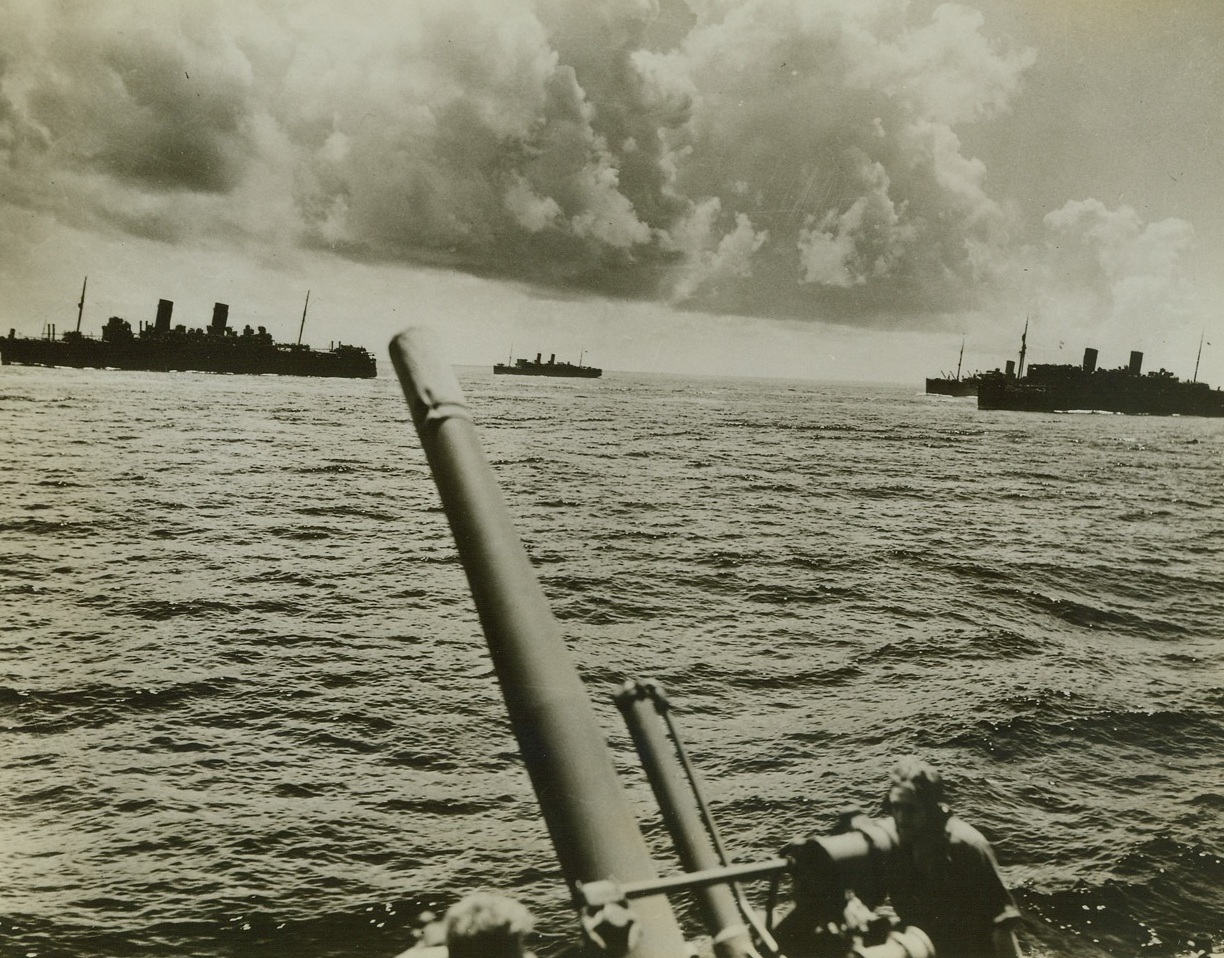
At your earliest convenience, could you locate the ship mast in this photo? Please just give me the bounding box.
[75,276,87,333]
[1193,329,1204,383]
[955,337,964,381]
[1018,316,1029,377]
[297,290,310,346]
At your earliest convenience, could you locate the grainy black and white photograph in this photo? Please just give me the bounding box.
[1,2,1222,957]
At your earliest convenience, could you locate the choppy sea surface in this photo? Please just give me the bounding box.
[2,359,1222,958]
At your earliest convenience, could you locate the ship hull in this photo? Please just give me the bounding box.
[925,377,977,397]
[494,363,601,379]
[977,375,1224,416]
[1,335,376,378]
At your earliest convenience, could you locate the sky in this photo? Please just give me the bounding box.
[2,0,1222,384]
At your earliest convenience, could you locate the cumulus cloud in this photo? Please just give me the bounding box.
[0,0,289,243]
[0,0,1196,332]
[796,157,912,287]
[1039,198,1195,343]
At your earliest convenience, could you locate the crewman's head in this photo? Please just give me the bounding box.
[444,892,534,958]
[886,756,947,845]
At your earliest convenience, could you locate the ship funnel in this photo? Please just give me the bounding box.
[155,299,174,333]
[211,302,229,333]
[1005,360,1016,378]
[549,353,556,364]
[1129,351,1143,376]
[1083,348,1098,374]
[535,352,542,363]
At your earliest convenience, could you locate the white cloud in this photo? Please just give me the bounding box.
[1041,198,1195,341]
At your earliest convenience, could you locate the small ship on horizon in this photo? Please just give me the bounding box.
[1,281,377,379]
[925,338,982,396]
[493,350,602,379]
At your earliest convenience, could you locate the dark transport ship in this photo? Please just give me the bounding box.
[925,338,982,396]
[494,351,602,378]
[2,287,376,379]
[977,346,1224,416]
[925,373,983,397]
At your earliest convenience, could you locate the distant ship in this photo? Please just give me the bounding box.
[1,282,377,379]
[494,351,602,379]
[977,344,1224,416]
[925,375,981,397]
[925,338,981,396]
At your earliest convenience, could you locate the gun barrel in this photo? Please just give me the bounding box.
[389,329,688,958]
[616,680,762,958]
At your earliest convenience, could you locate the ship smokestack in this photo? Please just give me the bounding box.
[1005,359,1016,378]
[1129,350,1143,376]
[1083,347,1098,374]
[535,352,541,363]
[211,302,229,333]
[155,299,173,333]
[549,353,555,364]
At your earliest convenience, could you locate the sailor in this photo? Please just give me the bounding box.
[880,756,1024,958]
[442,892,537,958]
[401,893,536,958]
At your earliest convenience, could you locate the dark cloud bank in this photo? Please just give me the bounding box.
[0,0,1194,333]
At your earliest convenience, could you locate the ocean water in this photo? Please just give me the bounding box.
[1,358,1222,958]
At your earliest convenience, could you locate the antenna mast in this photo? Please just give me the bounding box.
[76,276,87,333]
[1018,316,1029,377]
[1193,329,1204,383]
[297,290,310,346]
[956,337,964,381]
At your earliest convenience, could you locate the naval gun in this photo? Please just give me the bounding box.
[389,329,933,958]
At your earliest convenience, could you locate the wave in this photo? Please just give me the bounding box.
[946,698,1224,762]
[0,677,237,734]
